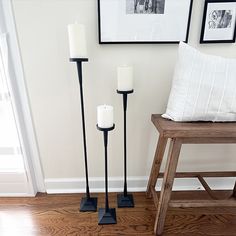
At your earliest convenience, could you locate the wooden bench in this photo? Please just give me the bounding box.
[146,114,236,235]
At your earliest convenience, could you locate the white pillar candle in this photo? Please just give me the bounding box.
[97,105,114,128]
[68,23,87,58]
[117,66,133,91]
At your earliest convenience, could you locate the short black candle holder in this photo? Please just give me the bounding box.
[117,89,134,208]
[70,58,97,212]
[97,124,117,225]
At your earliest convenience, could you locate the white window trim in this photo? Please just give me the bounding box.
[1,0,45,194]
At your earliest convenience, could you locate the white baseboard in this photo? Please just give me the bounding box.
[45,176,236,194]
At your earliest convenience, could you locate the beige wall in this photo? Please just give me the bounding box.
[12,0,236,182]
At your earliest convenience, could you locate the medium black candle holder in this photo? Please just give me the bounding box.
[117,89,134,208]
[70,58,97,212]
[97,124,117,225]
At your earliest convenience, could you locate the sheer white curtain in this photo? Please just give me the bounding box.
[0,33,23,170]
[0,1,44,195]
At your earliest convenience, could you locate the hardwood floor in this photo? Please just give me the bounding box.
[0,191,236,235]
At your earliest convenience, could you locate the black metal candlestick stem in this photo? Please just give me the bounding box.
[97,124,117,225]
[117,89,134,208]
[70,58,97,212]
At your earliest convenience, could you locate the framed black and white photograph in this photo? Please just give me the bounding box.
[200,0,236,43]
[98,0,193,44]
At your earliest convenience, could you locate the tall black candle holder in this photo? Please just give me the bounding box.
[97,124,117,225]
[70,58,97,212]
[117,89,134,208]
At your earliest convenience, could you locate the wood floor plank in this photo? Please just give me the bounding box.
[0,192,236,235]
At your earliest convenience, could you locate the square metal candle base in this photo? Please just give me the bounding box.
[80,197,97,212]
[98,208,117,225]
[117,194,134,208]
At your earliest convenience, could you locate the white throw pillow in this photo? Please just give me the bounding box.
[162,42,236,122]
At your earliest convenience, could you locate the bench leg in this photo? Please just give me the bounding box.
[154,138,182,236]
[146,136,168,199]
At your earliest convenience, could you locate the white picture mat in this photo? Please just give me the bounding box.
[203,2,236,41]
[99,0,192,42]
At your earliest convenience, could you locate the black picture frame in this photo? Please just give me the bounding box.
[98,0,193,44]
[200,0,236,44]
